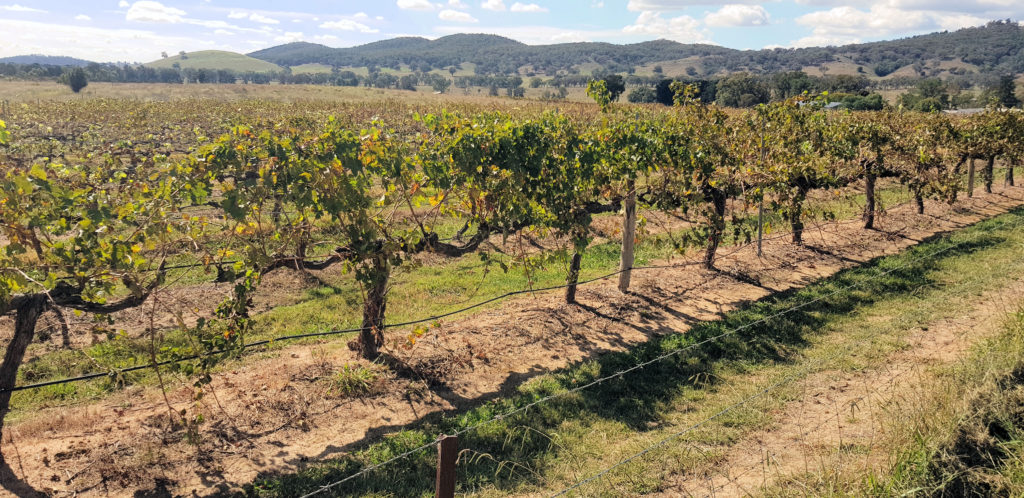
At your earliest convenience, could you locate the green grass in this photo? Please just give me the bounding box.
[291,63,334,75]
[243,207,1024,497]
[145,50,282,73]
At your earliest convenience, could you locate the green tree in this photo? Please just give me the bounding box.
[602,74,626,101]
[989,75,1020,108]
[627,86,656,103]
[716,73,769,108]
[66,68,88,93]
[586,79,612,112]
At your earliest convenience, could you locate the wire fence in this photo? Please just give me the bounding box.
[547,214,1021,497]
[297,208,1015,498]
[2,210,876,394]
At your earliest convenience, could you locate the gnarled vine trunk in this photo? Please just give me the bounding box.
[790,183,810,245]
[703,185,727,269]
[1007,159,1016,187]
[358,255,390,360]
[565,251,582,304]
[0,295,46,449]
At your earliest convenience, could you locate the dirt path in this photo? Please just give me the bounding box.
[3,187,1024,496]
[654,261,1024,497]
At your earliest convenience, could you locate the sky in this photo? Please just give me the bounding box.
[0,1,1021,63]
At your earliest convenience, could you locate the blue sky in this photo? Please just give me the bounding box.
[0,1,1020,62]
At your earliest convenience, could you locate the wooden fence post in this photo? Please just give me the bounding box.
[435,435,458,498]
[756,199,764,258]
[618,180,636,293]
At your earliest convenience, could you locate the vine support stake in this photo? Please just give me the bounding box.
[756,199,764,258]
[968,157,976,198]
[435,435,458,498]
[618,180,636,293]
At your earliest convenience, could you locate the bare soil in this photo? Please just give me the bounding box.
[2,187,1023,497]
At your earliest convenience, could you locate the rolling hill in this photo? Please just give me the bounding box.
[145,50,282,73]
[247,21,1024,78]
[0,54,94,66]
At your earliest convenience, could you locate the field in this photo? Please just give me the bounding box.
[0,81,1023,497]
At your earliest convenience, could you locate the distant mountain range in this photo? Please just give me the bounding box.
[3,21,1022,81]
[247,21,1024,78]
[0,54,94,66]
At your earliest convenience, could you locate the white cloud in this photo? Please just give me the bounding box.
[75,14,92,21]
[623,11,710,42]
[510,2,548,12]
[354,12,369,19]
[788,3,992,47]
[448,0,469,7]
[214,28,233,35]
[320,19,380,33]
[227,11,281,24]
[0,18,217,62]
[439,9,479,22]
[397,0,439,10]
[481,0,506,11]
[248,13,280,24]
[118,0,129,7]
[704,4,769,26]
[1,3,45,12]
[627,0,760,10]
[591,1,605,6]
[125,1,186,23]
[274,31,304,43]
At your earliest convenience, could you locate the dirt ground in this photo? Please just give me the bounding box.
[2,186,1023,496]
[653,275,1024,497]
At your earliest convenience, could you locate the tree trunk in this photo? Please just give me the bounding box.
[358,255,390,360]
[967,157,976,198]
[0,295,46,446]
[703,186,727,269]
[915,191,925,214]
[863,160,876,229]
[565,251,582,304]
[984,155,995,194]
[617,181,636,294]
[1007,160,1016,187]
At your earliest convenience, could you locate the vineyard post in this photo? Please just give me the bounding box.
[435,435,458,498]
[618,179,636,293]
[984,155,995,194]
[756,198,764,257]
[863,159,876,229]
[967,157,976,197]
